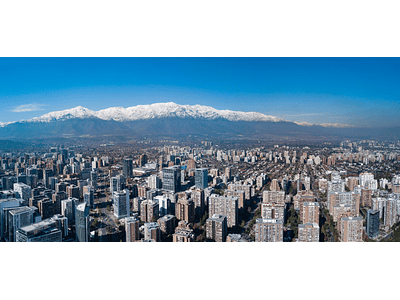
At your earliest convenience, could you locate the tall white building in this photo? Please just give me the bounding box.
[13,183,31,205]
[113,189,130,219]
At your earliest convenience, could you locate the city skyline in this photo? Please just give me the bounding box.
[1,57,399,127]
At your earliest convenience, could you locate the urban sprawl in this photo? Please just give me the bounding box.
[1,139,400,242]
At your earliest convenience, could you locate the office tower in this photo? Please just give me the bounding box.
[262,190,285,205]
[16,218,62,242]
[157,214,176,236]
[195,168,208,190]
[208,194,238,228]
[340,216,363,242]
[154,195,170,217]
[90,170,98,190]
[173,220,194,242]
[254,218,284,242]
[140,200,159,223]
[384,198,397,228]
[300,202,320,225]
[143,222,160,242]
[206,214,227,242]
[75,202,90,242]
[83,187,94,209]
[113,189,130,219]
[328,192,360,216]
[148,174,161,189]
[162,166,181,193]
[52,191,67,215]
[110,175,126,194]
[13,183,31,205]
[261,203,285,221]
[361,188,372,208]
[38,198,54,219]
[123,158,133,178]
[298,223,320,242]
[175,198,195,223]
[193,188,205,219]
[6,206,34,242]
[125,215,140,242]
[366,209,380,239]
[61,198,77,225]
[66,185,80,199]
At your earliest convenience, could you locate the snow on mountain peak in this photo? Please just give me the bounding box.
[25,102,283,123]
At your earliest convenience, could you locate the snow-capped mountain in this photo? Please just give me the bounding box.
[26,102,283,123]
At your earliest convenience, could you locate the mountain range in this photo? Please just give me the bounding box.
[0,102,398,141]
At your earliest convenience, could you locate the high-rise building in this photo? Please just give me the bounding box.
[143,222,160,242]
[113,189,130,219]
[340,216,363,242]
[61,197,77,224]
[13,183,31,205]
[148,175,161,190]
[52,191,67,215]
[83,186,95,209]
[123,158,133,178]
[208,194,238,228]
[66,185,80,199]
[361,188,372,208]
[16,218,62,242]
[298,223,320,242]
[5,206,35,242]
[175,198,195,223]
[110,175,126,194]
[270,179,281,191]
[300,202,320,225]
[193,188,205,219]
[157,214,176,236]
[366,209,380,239]
[38,198,54,220]
[262,191,285,205]
[162,166,181,193]
[261,203,285,221]
[154,195,170,217]
[229,184,252,201]
[140,200,159,223]
[195,168,208,189]
[254,218,283,242]
[206,214,227,242]
[347,177,359,191]
[384,198,397,228]
[332,204,353,222]
[125,215,140,242]
[75,202,90,242]
[172,220,194,242]
[328,192,360,216]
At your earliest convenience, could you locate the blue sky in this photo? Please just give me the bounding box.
[0,57,399,127]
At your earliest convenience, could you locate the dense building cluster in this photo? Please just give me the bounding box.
[1,138,400,242]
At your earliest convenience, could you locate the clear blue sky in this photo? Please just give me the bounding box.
[0,57,399,127]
